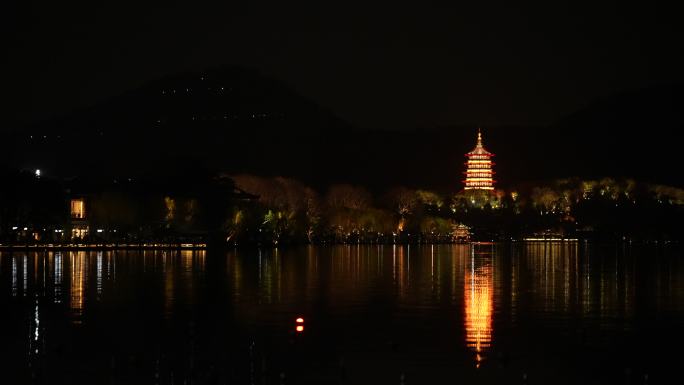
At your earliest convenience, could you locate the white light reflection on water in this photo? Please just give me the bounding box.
[34,298,40,342]
[12,256,17,297]
[28,296,41,358]
[96,251,103,299]
[42,254,47,296]
[54,252,62,303]
[23,255,28,296]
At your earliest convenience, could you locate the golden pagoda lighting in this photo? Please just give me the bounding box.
[463,129,496,190]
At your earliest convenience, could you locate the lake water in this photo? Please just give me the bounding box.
[2,243,683,384]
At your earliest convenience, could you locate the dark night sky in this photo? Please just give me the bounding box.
[18,1,684,130]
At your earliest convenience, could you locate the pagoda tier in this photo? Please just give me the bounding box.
[463,130,496,190]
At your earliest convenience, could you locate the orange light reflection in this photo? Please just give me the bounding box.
[464,260,493,368]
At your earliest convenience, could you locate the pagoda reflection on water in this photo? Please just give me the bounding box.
[464,246,494,368]
[463,129,496,190]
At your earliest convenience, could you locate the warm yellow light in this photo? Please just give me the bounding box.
[464,265,493,361]
[463,130,495,191]
[70,199,85,219]
[296,325,304,332]
[164,197,175,221]
[296,317,304,323]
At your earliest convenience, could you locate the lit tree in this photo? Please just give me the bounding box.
[302,187,322,242]
[325,184,371,210]
[232,175,324,242]
[386,187,418,217]
[224,209,244,242]
[263,209,294,244]
[416,190,444,209]
[420,216,453,238]
[531,187,561,213]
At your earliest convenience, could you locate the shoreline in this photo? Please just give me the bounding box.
[0,243,207,251]
[3,238,678,251]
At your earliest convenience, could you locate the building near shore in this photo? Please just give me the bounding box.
[70,197,89,240]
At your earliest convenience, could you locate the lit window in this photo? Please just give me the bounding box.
[71,199,85,219]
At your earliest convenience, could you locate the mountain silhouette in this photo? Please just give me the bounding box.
[6,73,684,190]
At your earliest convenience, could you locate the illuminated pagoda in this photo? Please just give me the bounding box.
[463,129,495,190]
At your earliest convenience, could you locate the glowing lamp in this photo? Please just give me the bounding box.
[296,317,304,323]
[296,325,304,332]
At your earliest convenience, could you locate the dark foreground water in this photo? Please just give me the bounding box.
[1,243,683,384]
